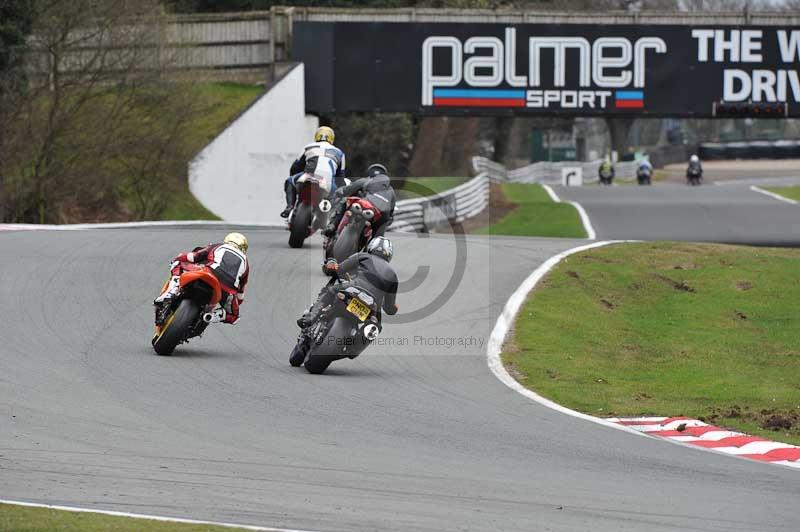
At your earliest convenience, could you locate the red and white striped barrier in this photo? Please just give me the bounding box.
[609,416,800,469]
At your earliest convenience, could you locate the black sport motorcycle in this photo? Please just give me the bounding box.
[325,196,381,273]
[598,167,614,185]
[687,167,703,186]
[288,173,333,249]
[637,166,652,185]
[290,285,381,374]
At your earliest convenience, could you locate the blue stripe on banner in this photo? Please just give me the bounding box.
[433,89,526,99]
[616,91,644,100]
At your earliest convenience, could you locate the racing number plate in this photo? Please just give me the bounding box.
[346,298,370,321]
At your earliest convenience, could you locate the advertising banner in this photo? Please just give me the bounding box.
[293,22,800,116]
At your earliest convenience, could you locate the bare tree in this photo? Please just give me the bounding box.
[1,0,208,223]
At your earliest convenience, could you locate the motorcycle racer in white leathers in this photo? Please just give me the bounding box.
[280,126,347,218]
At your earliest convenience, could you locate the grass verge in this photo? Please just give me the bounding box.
[0,503,253,531]
[477,183,586,238]
[397,176,471,200]
[137,82,263,221]
[765,186,800,202]
[503,241,800,445]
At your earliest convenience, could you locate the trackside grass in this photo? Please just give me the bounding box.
[765,186,800,202]
[503,242,800,445]
[0,503,254,531]
[144,82,264,221]
[478,183,587,238]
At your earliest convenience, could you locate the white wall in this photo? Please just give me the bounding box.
[189,64,318,223]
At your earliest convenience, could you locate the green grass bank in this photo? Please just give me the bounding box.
[503,242,800,445]
[478,183,587,238]
[765,186,800,202]
[0,503,253,532]
[156,82,264,220]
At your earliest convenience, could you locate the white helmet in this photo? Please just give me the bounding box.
[367,236,393,262]
[690,154,699,163]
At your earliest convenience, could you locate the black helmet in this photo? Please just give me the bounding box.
[366,163,388,178]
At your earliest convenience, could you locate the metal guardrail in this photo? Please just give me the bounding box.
[390,174,489,233]
[700,140,800,160]
[472,156,640,184]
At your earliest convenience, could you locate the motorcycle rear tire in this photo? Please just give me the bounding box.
[303,354,337,374]
[304,317,354,374]
[289,203,313,248]
[152,299,199,356]
[333,224,360,263]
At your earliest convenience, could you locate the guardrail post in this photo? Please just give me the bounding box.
[269,6,277,82]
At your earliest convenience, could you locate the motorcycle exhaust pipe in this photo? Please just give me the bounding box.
[202,312,214,323]
[350,203,362,214]
[363,324,379,341]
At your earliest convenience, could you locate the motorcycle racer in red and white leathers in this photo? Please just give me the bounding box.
[154,232,249,325]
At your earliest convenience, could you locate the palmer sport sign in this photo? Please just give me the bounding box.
[293,22,800,117]
[420,30,663,111]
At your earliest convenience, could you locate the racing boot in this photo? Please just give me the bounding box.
[297,296,336,329]
[324,202,346,237]
[322,220,337,237]
[154,276,181,305]
[297,305,320,329]
[282,181,297,218]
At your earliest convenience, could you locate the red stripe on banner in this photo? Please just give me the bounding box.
[616,99,644,109]
[740,447,800,462]
[434,98,525,108]
[690,436,767,448]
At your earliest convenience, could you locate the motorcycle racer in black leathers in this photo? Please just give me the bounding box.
[297,236,398,330]
[324,163,396,239]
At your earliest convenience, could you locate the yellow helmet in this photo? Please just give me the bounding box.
[224,232,248,254]
[314,126,335,144]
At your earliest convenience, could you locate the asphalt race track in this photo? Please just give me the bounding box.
[556,184,800,245]
[1,226,799,532]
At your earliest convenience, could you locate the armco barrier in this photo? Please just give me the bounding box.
[699,140,800,160]
[473,156,639,184]
[390,174,489,233]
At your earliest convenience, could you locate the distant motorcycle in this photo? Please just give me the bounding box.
[687,167,702,186]
[599,167,614,186]
[290,284,381,374]
[637,166,652,185]
[325,196,382,271]
[288,172,333,248]
[152,263,223,355]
